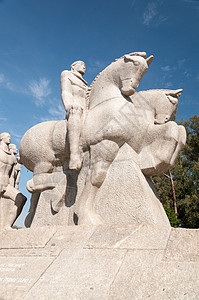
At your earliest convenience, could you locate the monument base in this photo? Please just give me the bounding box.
[0,225,198,299]
[27,144,170,227]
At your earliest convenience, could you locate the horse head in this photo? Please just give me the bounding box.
[120,52,154,97]
[154,89,183,124]
[87,52,153,109]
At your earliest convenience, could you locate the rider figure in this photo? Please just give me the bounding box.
[60,61,87,170]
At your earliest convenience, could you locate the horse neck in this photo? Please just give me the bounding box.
[88,61,123,109]
[132,92,156,124]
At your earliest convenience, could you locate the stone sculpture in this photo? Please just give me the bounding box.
[9,144,22,189]
[19,52,186,227]
[61,60,87,170]
[0,133,26,229]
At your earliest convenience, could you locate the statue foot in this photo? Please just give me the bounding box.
[69,155,82,170]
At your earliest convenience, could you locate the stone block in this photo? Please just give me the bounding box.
[24,248,127,300]
[93,144,170,226]
[86,224,171,249]
[45,225,95,252]
[164,227,199,262]
[0,226,57,249]
[0,256,54,300]
[109,250,199,300]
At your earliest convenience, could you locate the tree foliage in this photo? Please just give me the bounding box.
[153,115,199,228]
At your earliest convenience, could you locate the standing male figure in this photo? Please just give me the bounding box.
[0,132,26,229]
[61,60,87,170]
[9,144,21,189]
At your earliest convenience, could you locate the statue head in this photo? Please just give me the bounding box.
[9,143,18,155]
[0,132,11,145]
[71,60,86,76]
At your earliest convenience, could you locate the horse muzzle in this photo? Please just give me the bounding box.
[121,86,136,96]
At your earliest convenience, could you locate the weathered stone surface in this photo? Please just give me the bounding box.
[28,151,89,227]
[94,144,170,226]
[0,226,57,249]
[164,228,199,262]
[0,256,54,300]
[24,248,127,300]
[0,225,198,299]
[45,225,96,251]
[109,250,199,300]
[86,224,171,249]
[0,132,27,230]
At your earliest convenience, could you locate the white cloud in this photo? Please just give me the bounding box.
[164,82,173,88]
[0,116,7,122]
[161,65,172,72]
[142,2,167,26]
[183,71,191,78]
[0,73,5,83]
[87,59,107,76]
[29,78,51,106]
[178,59,186,69]
[37,102,65,123]
[48,103,65,119]
[8,130,23,145]
[182,0,199,4]
[142,2,157,25]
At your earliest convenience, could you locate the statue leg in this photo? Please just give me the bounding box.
[24,192,40,228]
[170,125,186,166]
[26,162,55,193]
[68,106,83,170]
[1,184,27,229]
[77,140,119,225]
[138,122,186,176]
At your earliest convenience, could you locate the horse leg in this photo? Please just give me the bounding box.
[24,192,40,227]
[77,140,119,225]
[26,161,55,193]
[138,122,186,175]
[170,125,186,166]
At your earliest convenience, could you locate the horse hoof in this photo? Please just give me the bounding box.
[26,179,55,193]
[26,180,34,193]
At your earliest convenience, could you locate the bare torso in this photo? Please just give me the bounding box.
[0,146,16,187]
[61,70,87,110]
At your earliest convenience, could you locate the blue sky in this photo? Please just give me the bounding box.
[0,0,198,227]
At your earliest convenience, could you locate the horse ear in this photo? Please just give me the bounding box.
[166,95,178,105]
[175,89,183,98]
[146,55,154,66]
[166,89,183,98]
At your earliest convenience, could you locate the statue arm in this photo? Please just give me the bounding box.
[15,164,21,189]
[61,71,73,112]
[9,165,15,187]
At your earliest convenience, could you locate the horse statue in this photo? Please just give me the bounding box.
[19,52,186,225]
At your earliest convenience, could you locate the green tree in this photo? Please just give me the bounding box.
[153,115,199,228]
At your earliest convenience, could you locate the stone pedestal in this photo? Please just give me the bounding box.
[0,225,198,299]
[94,144,170,226]
[28,144,170,228]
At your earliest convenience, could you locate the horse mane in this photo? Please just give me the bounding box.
[86,52,147,109]
[86,72,102,109]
